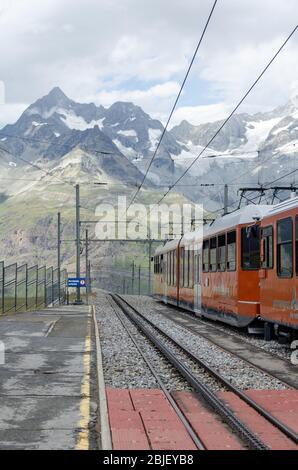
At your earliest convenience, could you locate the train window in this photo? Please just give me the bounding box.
[166,253,169,283]
[184,248,189,287]
[241,225,260,270]
[180,247,184,286]
[189,249,194,288]
[227,231,236,271]
[296,216,298,277]
[209,237,217,272]
[195,252,201,284]
[203,240,209,272]
[170,251,173,285]
[277,218,293,278]
[160,254,163,274]
[217,234,226,271]
[173,251,176,286]
[262,226,273,269]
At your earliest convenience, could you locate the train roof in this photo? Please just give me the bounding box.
[203,204,273,238]
[154,197,298,256]
[264,195,298,217]
[154,239,179,255]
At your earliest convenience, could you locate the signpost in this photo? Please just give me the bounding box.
[68,277,86,288]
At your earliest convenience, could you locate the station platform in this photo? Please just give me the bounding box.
[107,388,298,450]
[0,305,97,450]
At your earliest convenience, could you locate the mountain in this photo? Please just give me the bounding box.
[0,87,183,187]
[169,96,298,156]
[0,87,297,202]
[0,87,298,269]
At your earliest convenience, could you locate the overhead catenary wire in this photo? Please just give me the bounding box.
[207,167,298,217]
[153,23,298,208]
[0,145,75,188]
[126,0,218,212]
[0,131,114,156]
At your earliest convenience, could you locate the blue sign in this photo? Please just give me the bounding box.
[68,277,86,288]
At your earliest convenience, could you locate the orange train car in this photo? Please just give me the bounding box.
[153,197,298,341]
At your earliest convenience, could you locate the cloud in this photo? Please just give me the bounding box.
[0,0,297,127]
[0,103,28,128]
[171,103,232,127]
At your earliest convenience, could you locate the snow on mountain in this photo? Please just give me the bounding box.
[238,117,282,152]
[59,111,105,131]
[0,86,297,205]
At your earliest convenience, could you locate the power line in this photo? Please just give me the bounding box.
[209,146,295,207]
[208,168,298,216]
[0,131,114,156]
[0,145,75,187]
[126,0,218,212]
[154,23,298,207]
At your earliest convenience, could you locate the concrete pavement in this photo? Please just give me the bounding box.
[0,305,98,450]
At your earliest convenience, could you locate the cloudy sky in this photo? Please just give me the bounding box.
[0,0,297,128]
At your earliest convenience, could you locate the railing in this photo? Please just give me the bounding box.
[0,260,67,315]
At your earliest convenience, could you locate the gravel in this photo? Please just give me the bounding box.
[123,295,289,391]
[95,292,158,388]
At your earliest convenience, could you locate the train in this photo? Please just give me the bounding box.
[153,197,298,342]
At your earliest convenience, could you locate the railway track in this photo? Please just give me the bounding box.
[110,294,298,450]
[152,302,298,389]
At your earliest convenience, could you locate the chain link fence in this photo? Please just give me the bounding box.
[0,260,67,315]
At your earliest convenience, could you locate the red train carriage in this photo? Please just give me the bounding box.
[200,204,272,327]
[153,239,179,306]
[259,198,298,340]
[153,197,298,341]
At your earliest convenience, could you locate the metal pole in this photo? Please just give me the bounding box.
[75,184,82,304]
[138,265,141,296]
[57,212,61,304]
[131,261,135,295]
[85,229,89,305]
[224,184,228,215]
[88,260,91,294]
[148,239,152,296]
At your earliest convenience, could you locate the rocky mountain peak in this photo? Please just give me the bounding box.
[25,87,73,118]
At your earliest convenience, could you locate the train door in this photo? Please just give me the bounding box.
[163,252,168,303]
[194,246,202,314]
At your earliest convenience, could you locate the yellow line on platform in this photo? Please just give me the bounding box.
[76,312,91,450]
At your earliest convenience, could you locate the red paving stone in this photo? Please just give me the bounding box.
[245,390,298,434]
[107,388,196,450]
[173,391,245,450]
[218,390,298,450]
[107,388,298,450]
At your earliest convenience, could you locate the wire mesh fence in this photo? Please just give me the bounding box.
[92,266,152,296]
[0,260,67,315]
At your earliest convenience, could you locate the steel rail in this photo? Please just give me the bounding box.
[108,297,205,450]
[115,294,298,446]
[111,294,268,450]
[156,305,295,389]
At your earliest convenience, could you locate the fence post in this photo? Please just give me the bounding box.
[131,261,135,295]
[51,267,54,305]
[44,268,47,307]
[35,266,38,308]
[0,262,4,315]
[25,265,28,310]
[14,263,17,312]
